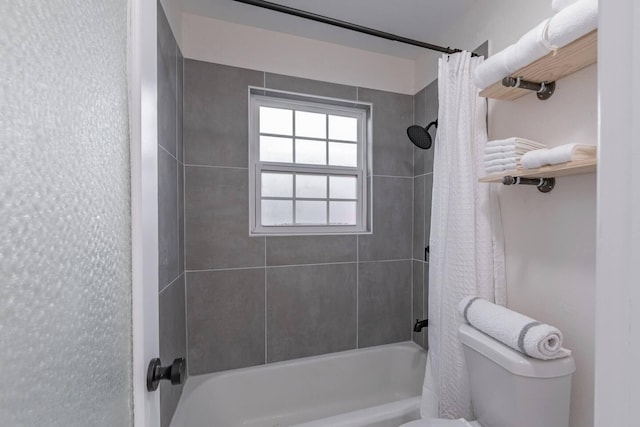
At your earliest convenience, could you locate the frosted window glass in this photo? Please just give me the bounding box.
[330,176,357,199]
[329,115,358,141]
[262,173,293,197]
[296,174,327,198]
[296,201,327,224]
[329,142,358,167]
[260,107,293,135]
[262,200,293,225]
[1,0,132,425]
[296,139,327,165]
[295,111,326,138]
[330,201,357,225]
[260,136,293,163]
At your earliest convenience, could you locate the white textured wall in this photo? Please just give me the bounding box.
[181,13,416,94]
[492,65,596,427]
[415,1,597,425]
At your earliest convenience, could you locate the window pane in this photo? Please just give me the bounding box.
[329,115,358,141]
[295,139,327,165]
[262,200,293,225]
[260,136,293,163]
[329,142,357,167]
[295,111,326,138]
[260,107,293,135]
[330,176,357,199]
[296,201,327,224]
[296,174,327,198]
[330,201,357,225]
[262,172,293,197]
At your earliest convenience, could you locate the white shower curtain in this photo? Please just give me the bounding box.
[422,52,506,420]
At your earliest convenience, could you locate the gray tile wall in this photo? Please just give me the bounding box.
[184,61,420,375]
[157,3,186,426]
[411,79,437,350]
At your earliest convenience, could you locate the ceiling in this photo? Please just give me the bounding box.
[180,0,477,59]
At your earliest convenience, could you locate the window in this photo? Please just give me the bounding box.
[249,89,371,235]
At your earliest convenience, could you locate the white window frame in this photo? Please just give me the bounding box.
[248,88,372,236]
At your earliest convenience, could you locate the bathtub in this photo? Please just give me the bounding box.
[170,341,427,427]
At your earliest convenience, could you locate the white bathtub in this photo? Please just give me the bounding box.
[170,341,427,427]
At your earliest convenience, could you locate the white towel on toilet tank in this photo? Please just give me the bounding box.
[458,296,571,360]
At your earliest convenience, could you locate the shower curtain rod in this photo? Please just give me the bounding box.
[232,0,471,55]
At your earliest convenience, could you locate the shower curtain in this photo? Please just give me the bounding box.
[422,52,506,420]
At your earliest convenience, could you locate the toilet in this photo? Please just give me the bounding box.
[401,324,575,427]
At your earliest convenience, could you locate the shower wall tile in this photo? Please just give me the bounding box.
[266,263,357,362]
[413,87,427,177]
[185,166,265,270]
[413,175,426,261]
[357,88,414,177]
[159,275,186,427]
[265,73,357,100]
[178,161,184,272]
[176,49,184,163]
[183,60,263,168]
[157,6,177,158]
[422,262,429,351]
[412,261,425,348]
[159,148,179,289]
[424,173,433,248]
[358,176,413,262]
[187,269,266,374]
[358,260,412,347]
[423,80,438,174]
[266,235,357,266]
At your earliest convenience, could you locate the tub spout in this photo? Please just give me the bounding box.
[413,318,428,332]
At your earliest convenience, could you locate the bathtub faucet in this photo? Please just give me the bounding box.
[413,318,428,332]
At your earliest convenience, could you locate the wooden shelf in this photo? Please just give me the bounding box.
[479,159,596,183]
[479,30,598,101]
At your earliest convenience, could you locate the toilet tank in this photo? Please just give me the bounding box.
[459,324,575,427]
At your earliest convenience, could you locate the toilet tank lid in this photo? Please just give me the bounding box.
[458,324,576,378]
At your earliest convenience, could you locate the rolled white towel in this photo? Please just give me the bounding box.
[552,0,579,13]
[458,296,571,360]
[547,0,598,49]
[520,148,550,169]
[504,19,553,73]
[521,143,578,168]
[473,48,512,90]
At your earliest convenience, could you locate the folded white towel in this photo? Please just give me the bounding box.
[485,162,517,174]
[520,143,578,168]
[484,145,533,155]
[484,152,518,161]
[486,137,546,149]
[458,296,571,360]
[552,0,579,13]
[485,157,518,167]
[547,0,598,49]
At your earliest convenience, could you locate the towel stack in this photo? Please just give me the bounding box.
[520,143,596,169]
[484,137,546,175]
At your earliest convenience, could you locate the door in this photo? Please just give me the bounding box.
[130,0,162,425]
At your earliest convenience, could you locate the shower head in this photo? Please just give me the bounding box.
[407,120,438,149]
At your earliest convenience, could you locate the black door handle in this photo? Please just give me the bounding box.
[147,357,186,391]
